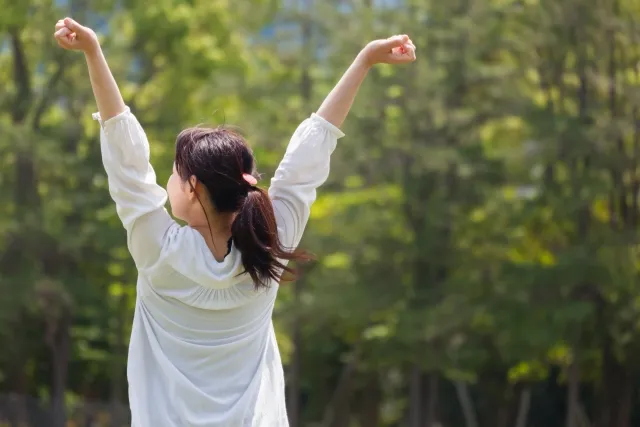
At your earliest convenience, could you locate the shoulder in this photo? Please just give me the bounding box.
[154,224,205,271]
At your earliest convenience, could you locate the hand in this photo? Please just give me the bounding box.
[54,18,99,53]
[358,35,417,67]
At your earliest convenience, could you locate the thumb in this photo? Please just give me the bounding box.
[383,34,409,49]
[64,17,84,33]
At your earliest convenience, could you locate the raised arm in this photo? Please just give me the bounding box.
[55,18,126,121]
[269,35,416,249]
[316,34,416,128]
[54,18,175,270]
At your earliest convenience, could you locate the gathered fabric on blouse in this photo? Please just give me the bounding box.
[93,108,344,427]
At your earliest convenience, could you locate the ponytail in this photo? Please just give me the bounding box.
[231,187,309,289]
[174,125,307,288]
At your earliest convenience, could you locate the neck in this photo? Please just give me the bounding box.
[189,209,235,261]
[191,210,234,235]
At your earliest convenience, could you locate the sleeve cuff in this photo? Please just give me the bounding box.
[92,107,132,128]
[310,113,346,139]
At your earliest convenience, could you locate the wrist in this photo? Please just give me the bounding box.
[82,40,101,57]
[354,51,374,70]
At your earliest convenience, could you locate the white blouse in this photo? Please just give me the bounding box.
[93,108,344,427]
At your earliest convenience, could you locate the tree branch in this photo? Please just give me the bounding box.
[32,53,68,131]
[9,26,32,123]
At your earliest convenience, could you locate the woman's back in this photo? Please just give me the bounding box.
[130,229,285,426]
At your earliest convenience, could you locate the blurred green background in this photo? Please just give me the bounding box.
[1,0,640,426]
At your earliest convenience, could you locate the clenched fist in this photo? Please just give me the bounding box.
[359,35,417,67]
[54,18,99,53]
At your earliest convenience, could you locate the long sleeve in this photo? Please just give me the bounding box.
[268,113,345,249]
[94,107,176,270]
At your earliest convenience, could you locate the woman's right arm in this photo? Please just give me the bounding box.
[269,35,416,249]
[55,18,126,121]
[55,18,176,270]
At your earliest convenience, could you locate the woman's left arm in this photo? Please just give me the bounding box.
[316,34,416,127]
[269,35,416,249]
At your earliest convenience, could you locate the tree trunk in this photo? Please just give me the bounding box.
[321,341,362,427]
[611,369,633,427]
[110,294,128,427]
[288,3,314,420]
[496,404,509,427]
[7,391,29,427]
[50,312,71,427]
[6,313,30,427]
[454,381,478,427]
[514,387,531,427]
[9,27,40,219]
[596,345,632,427]
[565,357,580,427]
[577,404,591,427]
[408,364,423,427]
[423,373,439,427]
[356,373,381,427]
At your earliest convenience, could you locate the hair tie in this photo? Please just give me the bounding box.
[242,173,258,186]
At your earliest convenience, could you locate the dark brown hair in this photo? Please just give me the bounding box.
[174,126,309,289]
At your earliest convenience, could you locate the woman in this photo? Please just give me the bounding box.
[54,17,416,427]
